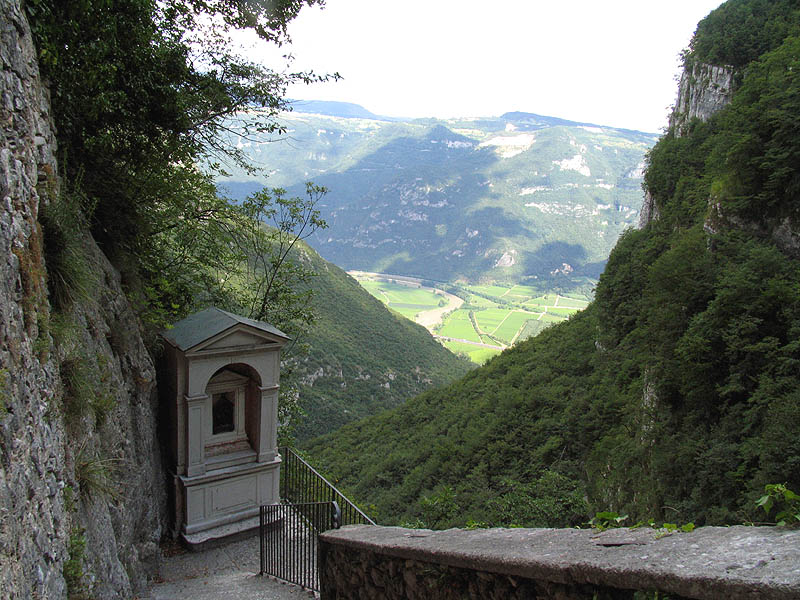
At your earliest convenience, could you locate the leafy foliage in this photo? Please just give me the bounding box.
[686,0,800,70]
[233,184,328,337]
[75,443,121,501]
[26,0,348,441]
[756,484,800,526]
[25,0,336,331]
[63,527,87,599]
[38,192,95,312]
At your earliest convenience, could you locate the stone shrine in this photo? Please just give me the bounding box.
[160,307,288,547]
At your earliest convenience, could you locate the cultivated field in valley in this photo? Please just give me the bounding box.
[351,272,590,364]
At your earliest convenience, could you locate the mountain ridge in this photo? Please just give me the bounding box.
[219,107,658,292]
[287,100,659,136]
[288,99,401,121]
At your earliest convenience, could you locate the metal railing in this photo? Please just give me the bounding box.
[258,448,375,592]
[279,446,376,526]
[259,501,341,592]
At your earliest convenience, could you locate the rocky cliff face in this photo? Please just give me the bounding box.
[62,239,165,599]
[1,1,165,597]
[639,61,735,229]
[1,0,68,596]
[670,62,734,132]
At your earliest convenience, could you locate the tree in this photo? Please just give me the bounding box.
[26,0,336,315]
[227,184,329,442]
[26,0,337,440]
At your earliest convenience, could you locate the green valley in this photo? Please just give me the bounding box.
[349,272,589,363]
[287,250,473,443]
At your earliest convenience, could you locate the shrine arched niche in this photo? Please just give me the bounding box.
[203,363,262,465]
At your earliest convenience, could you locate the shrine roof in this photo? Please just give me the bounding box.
[162,307,289,351]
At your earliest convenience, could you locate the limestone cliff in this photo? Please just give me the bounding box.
[1,1,165,597]
[639,61,734,229]
[670,62,735,133]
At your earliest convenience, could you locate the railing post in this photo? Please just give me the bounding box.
[259,505,264,575]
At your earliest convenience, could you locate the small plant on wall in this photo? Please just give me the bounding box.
[756,484,800,526]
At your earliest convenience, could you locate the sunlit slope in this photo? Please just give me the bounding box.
[219,109,657,291]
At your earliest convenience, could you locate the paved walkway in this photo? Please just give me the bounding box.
[142,536,316,600]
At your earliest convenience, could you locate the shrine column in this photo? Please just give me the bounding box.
[256,384,279,462]
[185,393,207,477]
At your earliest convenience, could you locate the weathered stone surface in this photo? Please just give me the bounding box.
[65,238,165,599]
[641,61,734,229]
[319,525,800,600]
[1,1,166,597]
[670,62,734,133]
[637,190,659,229]
[0,0,67,597]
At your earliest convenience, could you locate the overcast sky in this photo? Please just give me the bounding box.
[254,0,725,133]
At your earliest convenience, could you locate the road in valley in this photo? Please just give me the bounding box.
[348,271,464,333]
[432,335,504,350]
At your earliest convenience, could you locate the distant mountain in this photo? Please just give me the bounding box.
[293,243,472,442]
[288,100,398,121]
[218,108,658,293]
[500,111,653,136]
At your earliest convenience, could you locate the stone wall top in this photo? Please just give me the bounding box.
[320,525,800,600]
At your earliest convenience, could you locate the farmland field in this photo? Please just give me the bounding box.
[351,272,590,364]
[358,278,446,319]
[494,311,538,343]
[439,310,481,343]
[442,340,498,365]
[555,297,589,309]
[469,284,512,298]
[466,295,496,308]
[546,307,578,317]
[474,308,509,333]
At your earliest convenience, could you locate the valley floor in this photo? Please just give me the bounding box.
[349,271,590,363]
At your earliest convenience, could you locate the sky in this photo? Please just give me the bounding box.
[251,0,725,133]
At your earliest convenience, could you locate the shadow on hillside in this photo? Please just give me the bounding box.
[291,125,503,276]
[524,241,588,277]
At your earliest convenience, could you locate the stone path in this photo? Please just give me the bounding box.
[141,536,316,600]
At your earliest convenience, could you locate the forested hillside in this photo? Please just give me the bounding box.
[307,0,800,529]
[290,245,472,442]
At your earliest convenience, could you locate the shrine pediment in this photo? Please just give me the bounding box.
[191,324,284,354]
[162,307,289,353]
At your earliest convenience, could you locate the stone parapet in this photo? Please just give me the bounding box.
[319,525,800,600]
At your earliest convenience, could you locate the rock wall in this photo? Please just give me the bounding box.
[320,544,622,600]
[670,62,734,133]
[639,61,735,229]
[668,60,799,257]
[1,0,68,596]
[1,0,166,597]
[637,191,659,228]
[64,238,165,599]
